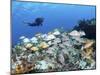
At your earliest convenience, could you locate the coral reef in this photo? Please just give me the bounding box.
[73,18,96,39]
[11,28,96,74]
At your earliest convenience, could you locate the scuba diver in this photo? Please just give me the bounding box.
[25,17,44,27]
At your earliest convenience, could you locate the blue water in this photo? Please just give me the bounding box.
[12,1,96,45]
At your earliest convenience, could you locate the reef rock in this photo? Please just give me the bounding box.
[11,28,96,74]
[30,37,38,43]
[39,42,49,49]
[35,60,48,70]
[44,34,56,41]
[69,30,85,37]
[23,38,30,43]
[53,29,61,36]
